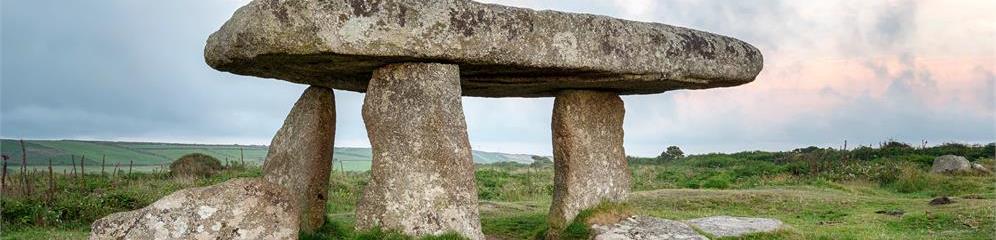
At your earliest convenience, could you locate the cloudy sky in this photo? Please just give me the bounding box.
[1,0,993,156]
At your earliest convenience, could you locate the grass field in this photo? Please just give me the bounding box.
[1,141,993,239]
[0,139,535,171]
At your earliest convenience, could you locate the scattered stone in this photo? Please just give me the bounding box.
[930,155,972,174]
[875,209,905,217]
[686,216,784,238]
[354,63,483,240]
[548,90,630,237]
[262,86,336,232]
[205,0,763,97]
[929,196,953,206]
[971,163,992,174]
[90,178,298,240]
[591,216,707,240]
[962,194,985,199]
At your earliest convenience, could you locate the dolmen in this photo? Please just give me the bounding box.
[92,0,762,239]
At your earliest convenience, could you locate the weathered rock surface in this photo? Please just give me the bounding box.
[971,163,992,174]
[205,0,763,97]
[90,179,298,240]
[592,216,708,240]
[262,86,336,232]
[686,216,784,238]
[355,63,483,239]
[930,155,972,173]
[548,90,630,236]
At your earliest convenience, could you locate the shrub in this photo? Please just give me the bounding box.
[702,173,733,189]
[875,163,930,193]
[475,169,512,200]
[169,153,223,178]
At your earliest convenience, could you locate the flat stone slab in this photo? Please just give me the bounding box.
[205,0,763,97]
[686,216,784,238]
[592,216,708,240]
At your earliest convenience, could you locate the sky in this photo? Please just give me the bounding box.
[1,0,993,156]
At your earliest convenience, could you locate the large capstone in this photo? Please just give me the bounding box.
[262,86,336,232]
[355,63,484,239]
[548,90,630,237]
[90,179,298,240]
[205,0,763,97]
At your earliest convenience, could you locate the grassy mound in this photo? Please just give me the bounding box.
[169,153,223,177]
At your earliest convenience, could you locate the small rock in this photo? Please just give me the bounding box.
[929,196,953,206]
[90,178,298,240]
[592,216,708,240]
[971,163,992,174]
[930,155,972,174]
[962,194,985,199]
[875,209,905,216]
[686,216,784,238]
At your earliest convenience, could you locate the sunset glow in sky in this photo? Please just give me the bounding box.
[2,0,993,156]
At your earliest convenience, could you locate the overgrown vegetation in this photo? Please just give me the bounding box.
[2,141,993,239]
[169,153,224,177]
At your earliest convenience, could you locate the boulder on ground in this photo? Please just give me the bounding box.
[929,196,953,206]
[591,216,707,240]
[971,163,992,174]
[930,155,972,174]
[686,216,784,238]
[90,178,298,240]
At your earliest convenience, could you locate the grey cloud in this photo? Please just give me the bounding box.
[1,0,990,157]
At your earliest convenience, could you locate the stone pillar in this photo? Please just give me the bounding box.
[262,86,336,233]
[547,90,630,237]
[355,63,484,240]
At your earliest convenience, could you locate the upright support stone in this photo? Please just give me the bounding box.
[547,90,630,238]
[356,63,484,240]
[262,86,336,233]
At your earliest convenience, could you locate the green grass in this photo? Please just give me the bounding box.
[3,142,994,239]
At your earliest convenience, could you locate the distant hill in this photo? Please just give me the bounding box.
[0,139,537,167]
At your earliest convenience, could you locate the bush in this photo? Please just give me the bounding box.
[169,153,223,178]
[702,173,733,189]
[475,169,512,200]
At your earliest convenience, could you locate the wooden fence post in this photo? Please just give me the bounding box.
[48,158,54,203]
[128,160,133,176]
[20,139,32,197]
[1,155,8,193]
[113,162,120,178]
[79,155,86,188]
[101,155,106,176]
[240,147,245,167]
[71,155,77,177]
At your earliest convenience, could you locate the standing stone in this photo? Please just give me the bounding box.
[355,63,484,239]
[548,90,630,238]
[90,179,298,240]
[263,86,335,232]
